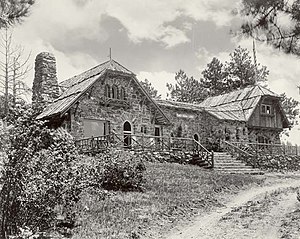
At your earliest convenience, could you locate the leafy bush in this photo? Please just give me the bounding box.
[99,149,146,191]
[237,154,300,171]
[0,106,80,238]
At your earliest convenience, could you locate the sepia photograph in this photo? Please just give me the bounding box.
[0,0,300,238]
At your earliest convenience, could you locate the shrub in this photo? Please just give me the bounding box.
[0,106,80,238]
[99,149,146,191]
[237,154,300,171]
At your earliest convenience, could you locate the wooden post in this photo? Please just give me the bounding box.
[142,134,144,152]
[296,144,298,156]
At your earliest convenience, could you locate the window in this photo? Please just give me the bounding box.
[105,84,110,98]
[120,87,126,100]
[83,119,110,138]
[112,85,119,99]
[261,104,272,114]
[141,125,147,134]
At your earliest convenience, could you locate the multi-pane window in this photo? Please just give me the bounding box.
[105,84,126,100]
[261,104,272,114]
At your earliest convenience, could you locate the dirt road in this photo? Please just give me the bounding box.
[164,176,300,239]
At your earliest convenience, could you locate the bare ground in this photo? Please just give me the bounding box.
[164,174,300,239]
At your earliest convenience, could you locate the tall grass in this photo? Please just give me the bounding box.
[73,162,263,239]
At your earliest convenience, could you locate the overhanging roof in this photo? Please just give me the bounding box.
[37,59,170,125]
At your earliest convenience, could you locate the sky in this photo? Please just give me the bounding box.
[6,0,300,144]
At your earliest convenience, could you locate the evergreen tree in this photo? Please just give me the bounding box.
[167,70,207,103]
[140,79,161,99]
[0,0,35,28]
[238,0,300,55]
[225,46,269,91]
[201,57,227,97]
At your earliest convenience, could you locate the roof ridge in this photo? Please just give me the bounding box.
[59,60,110,87]
[110,59,135,75]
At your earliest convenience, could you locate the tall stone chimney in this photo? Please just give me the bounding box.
[32,52,59,109]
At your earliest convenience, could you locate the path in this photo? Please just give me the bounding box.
[164,177,300,239]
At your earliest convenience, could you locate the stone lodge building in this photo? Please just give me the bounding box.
[34,52,289,150]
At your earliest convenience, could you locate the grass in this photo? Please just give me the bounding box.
[72,162,264,239]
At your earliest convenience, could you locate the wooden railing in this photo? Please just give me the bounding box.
[194,140,214,168]
[75,133,214,167]
[223,141,300,157]
[223,141,253,157]
[75,135,110,153]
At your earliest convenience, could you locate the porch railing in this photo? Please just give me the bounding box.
[75,133,214,167]
[223,141,300,157]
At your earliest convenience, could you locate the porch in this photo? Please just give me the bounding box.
[75,133,214,168]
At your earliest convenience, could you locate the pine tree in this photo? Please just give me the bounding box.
[201,57,227,97]
[0,0,35,28]
[239,0,300,55]
[140,79,161,99]
[225,46,269,91]
[167,70,207,103]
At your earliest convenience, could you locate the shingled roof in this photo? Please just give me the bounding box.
[199,84,281,122]
[37,59,170,125]
[157,85,288,124]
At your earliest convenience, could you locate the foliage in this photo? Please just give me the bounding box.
[0,105,80,238]
[140,79,161,99]
[238,153,300,172]
[280,93,299,127]
[99,150,146,191]
[167,70,208,103]
[73,162,263,239]
[224,46,269,91]
[238,0,300,55]
[168,46,269,101]
[201,57,228,96]
[0,0,35,28]
[201,46,269,97]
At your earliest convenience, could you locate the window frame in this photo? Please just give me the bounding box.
[261,104,272,115]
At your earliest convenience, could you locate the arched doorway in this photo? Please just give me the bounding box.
[123,121,132,147]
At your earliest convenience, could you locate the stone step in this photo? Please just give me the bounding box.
[212,151,264,174]
[214,163,253,167]
[214,167,262,172]
[214,169,264,175]
[214,160,245,164]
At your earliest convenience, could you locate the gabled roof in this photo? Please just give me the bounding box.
[157,85,289,126]
[59,59,134,89]
[37,59,170,125]
[197,84,283,122]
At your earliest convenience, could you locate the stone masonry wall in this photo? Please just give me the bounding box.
[68,75,157,140]
[32,52,59,109]
[158,105,249,150]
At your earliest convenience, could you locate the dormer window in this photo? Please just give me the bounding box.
[261,104,272,114]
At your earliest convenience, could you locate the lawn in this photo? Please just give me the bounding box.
[72,162,264,239]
